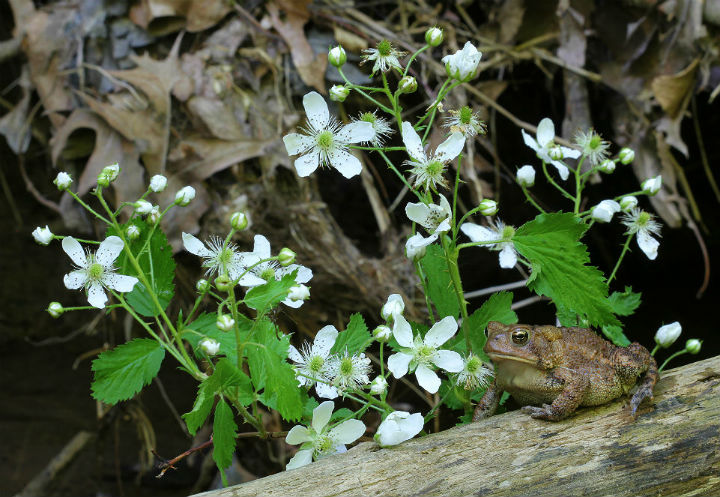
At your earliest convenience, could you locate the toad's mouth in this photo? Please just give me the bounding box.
[486,352,536,365]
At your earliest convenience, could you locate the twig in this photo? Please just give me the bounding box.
[510,295,547,310]
[464,280,528,299]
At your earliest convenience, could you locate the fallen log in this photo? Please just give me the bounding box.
[195,355,720,497]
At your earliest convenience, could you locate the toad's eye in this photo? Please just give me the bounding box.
[511,329,529,345]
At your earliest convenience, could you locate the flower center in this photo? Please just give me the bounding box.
[416,344,435,364]
[87,262,104,281]
[316,131,334,151]
[458,106,473,125]
[588,133,603,150]
[501,225,516,239]
[465,355,482,374]
[637,211,651,227]
[377,40,392,56]
[360,112,376,124]
[308,355,325,375]
[314,434,334,455]
[339,357,354,377]
[426,160,445,177]
[260,267,276,281]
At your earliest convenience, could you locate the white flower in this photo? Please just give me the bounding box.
[373,325,392,342]
[62,236,139,309]
[288,325,339,399]
[32,226,53,245]
[654,322,681,348]
[287,284,310,305]
[455,355,493,390]
[405,233,428,260]
[200,338,221,356]
[402,121,465,191]
[441,41,482,82]
[216,314,234,331]
[175,186,196,206]
[182,233,260,285]
[283,92,374,179]
[374,411,424,447]
[574,130,610,166]
[621,209,661,260]
[327,351,371,392]
[369,376,388,395]
[381,294,405,321]
[54,171,72,190]
[285,401,366,470]
[478,199,498,216]
[147,205,161,225]
[405,194,453,252]
[240,235,313,307]
[642,175,662,196]
[387,315,463,393]
[149,174,167,192]
[442,106,486,139]
[361,40,406,74]
[134,200,153,215]
[516,165,536,187]
[460,220,517,269]
[619,196,638,212]
[355,111,393,147]
[520,118,581,180]
[590,200,621,223]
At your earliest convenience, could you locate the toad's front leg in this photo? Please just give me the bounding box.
[521,374,589,421]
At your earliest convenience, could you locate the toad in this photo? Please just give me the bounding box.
[473,321,658,421]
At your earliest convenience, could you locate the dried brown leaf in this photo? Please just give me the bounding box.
[129,0,231,34]
[0,66,32,154]
[651,58,699,119]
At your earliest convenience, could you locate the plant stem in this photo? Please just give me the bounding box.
[608,233,634,285]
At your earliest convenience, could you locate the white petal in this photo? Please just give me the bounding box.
[433,132,465,164]
[401,121,426,162]
[336,121,374,143]
[536,118,555,147]
[392,314,414,347]
[315,382,339,399]
[334,445,347,454]
[285,425,312,445]
[561,146,581,159]
[637,230,659,260]
[182,233,212,258]
[303,91,329,130]
[102,273,138,293]
[87,282,108,308]
[283,133,314,156]
[238,272,267,287]
[282,297,304,308]
[498,244,517,268]
[286,449,314,470]
[294,151,320,177]
[329,419,366,444]
[387,352,412,378]
[405,202,430,226]
[313,325,339,357]
[63,270,87,290]
[253,235,272,259]
[434,218,451,235]
[547,160,569,180]
[438,194,452,217]
[312,401,335,432]
[432,350,463,372]
[460,223,498,243]
[288,344,303,363]
[415,364,441,393]
[424,316,458,347]
[328,148,362,178]
[520,129,540,153]
[62,237,87,267]
[278,264,313,284]
[96,236,124,266]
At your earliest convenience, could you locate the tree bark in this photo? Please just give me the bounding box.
[196,355,720,497]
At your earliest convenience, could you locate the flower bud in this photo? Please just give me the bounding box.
[516,165,536,187]
[329,85,350,102]
[147,205,161,225]
[370,375,388,395]
[548,145,564,161]
[619,196,638,212]
[196,278,210,293]
[381,294,405,321]
[175,186,196,206]
[425,27,443,47]
[328,45,347,67]
[442,41,481,82]
[278,247,296,267]
[32,226,53,246]
[642,176,662,196]
[654,322,681,348]
[215,275,231,292]
[373,325,392,343]
[97,163,120,187]
[478,199,498,216]
[598,159,616,174]
[47,302,64,318]
[590,200,621,223]
[288,284,310,302]
[397,75,417,94]
[217,314,235,331]
[405,234,427,260]
[134,200,153,215]
[126,225,141,241]
[54,172,73,191]
[230,211,248,231]
[200,338,221,356]
[685,339,702,355]
[618,148,635,164]
[149,174,167,193]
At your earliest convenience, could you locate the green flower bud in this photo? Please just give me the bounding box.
[397,75,417,94]
[278,247,296,267]
[214,275,232,292]
[230,211,248,231]
[126,225,141,241]
[329,85,350,102]
[217,314,235,332]
[47,302,64,318]
[196,278,210,293]
[425,27,443,47]
[618,148,635,164]
[685,339,702,355]
[328,45,347,67]
[479,199,498,216]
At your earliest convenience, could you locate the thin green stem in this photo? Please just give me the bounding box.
[441,236,470,352]
[608,233,634,285]
[403,45,429,77]
[67,190,111,224]
[338,68,393,113]
[658,349,688,373]
[541,162,575,203]
[521,186,546,214]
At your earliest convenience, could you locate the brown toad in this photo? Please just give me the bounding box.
[473,321,658,421]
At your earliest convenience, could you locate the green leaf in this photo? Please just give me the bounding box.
[607,287,642,316]
[243,270,298,315]
[601,325,631,347]
[109,219,175,317]
[420,244,460,319]
[183,380,215,436]
[447,292,517,358]
[181,313,252,366]
[91,338,165,404]
[246,319,303,421]
[331,313,371,355]
[212,399,237,478]
[513,213,618,328]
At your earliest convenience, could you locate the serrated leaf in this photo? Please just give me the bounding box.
[331,313,371,355]
[601,325,631,347]
[447,292,517,358]
[243,270,297,314]
[109,219,175,317]
[181,313,252,366]
[513,213,618,328]
[420,244,460,319]
[607,287,642,316]
[212,399,237,475]
[183,380,215,436]
[91,338,165,404]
